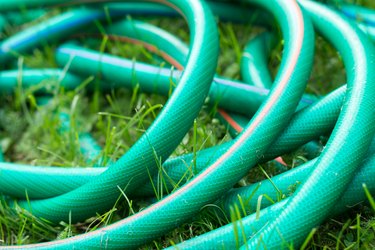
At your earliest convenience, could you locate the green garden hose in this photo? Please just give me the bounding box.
[50,5,375,248]
[340,4,375,26]
[338,3,375,42]
[1,0,315,248]
[239,30,321,159]
[0,16,5,33]
[221,139,375,217]
[16,0,220,226]
[0,84,342,200]
[0,0,374,249]
[241,32,275,89]
[0,16,316,201]
[244,0,375,248]
[171,147,375,248]
[2,10,46,26]
[0,0,314,199]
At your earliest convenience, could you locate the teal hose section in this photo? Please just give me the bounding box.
[340,4,375,26]
[44,2,313,205]
[85,18,313,163]
[0,8,106,63]
[1,0,315,248]
[170,150,375,249]
[0,4,169,63]
[2,9,46,26]
[244,0,375,249]
[0,3,192,62]
[0,1,266,65]
[0,0,261,24]
[56,43,181,97]
[111,17,317,163]
[110,0,274,24]
[130,84,342,198]
[0,1,374,249]
[0,16,346,206]
[0,17,343,202]
[104,21,320,168]
[0,15,5,33]
[106,1,256,23]
[240,31,318,102]
[0,35,333,201]
[239,30,322,159]
[14,0,220,224]
[359,23,375,42]
[0,69,83,93]
[0,11,312,113]
[0,162,101,198]
[106,19,189,69]
[336,4,375,41]
[221,139,375,217]
[104,18,317,121]
[240,32,276,88]
[0,85,344,200]
[0,66,267,117]
[0,1,68,11]
[55,44,314,117]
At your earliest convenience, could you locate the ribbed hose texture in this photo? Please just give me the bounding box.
[3,0,315,248]
[0,0,373,249]
[170,144,375,249]
[244,1,375,249]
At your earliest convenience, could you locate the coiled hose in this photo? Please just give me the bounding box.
[0,0,374,249]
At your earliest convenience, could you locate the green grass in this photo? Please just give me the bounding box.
[0,1,375,249]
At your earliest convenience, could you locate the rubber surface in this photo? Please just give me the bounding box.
[170,141,375,249]
[0,0,374,249]
[244,0,375,248]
